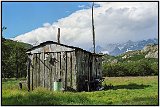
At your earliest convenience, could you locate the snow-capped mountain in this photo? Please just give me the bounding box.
[92,38,158,56]
[89,45,105,53]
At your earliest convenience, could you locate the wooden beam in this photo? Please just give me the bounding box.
[44,53,45,88]
[92,2,96,53]
[65,52,68,90]
[57,28,60,44]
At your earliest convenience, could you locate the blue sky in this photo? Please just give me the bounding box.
[2,2,90,38]
[2,2,158,50]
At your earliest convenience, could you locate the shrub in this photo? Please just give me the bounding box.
[102,59,158,77]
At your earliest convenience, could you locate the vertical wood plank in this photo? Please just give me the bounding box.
[31,56,34,90]
[51,53,55,89]
[41,53,45,87]
[39,53,43,87]
[45,53,48,89]
[57,52,60,80]
[72,51,76,90]
[55,52,58,81]
[38,54,40,87]
[67,52,70,88]
[92,56,94,77]
[49,53,52,90]
[48,54,51,90]
[65,51,67,90]
[27,55,31,91]
[48,54,50,90]
[34,54,37,88]
[44,53,46,88]
[70,52,72,87]
[99,57,102,77]
[76,50,81,91]
[75,51,78,90]
[45,53,51,90]
[54,52,57,82]
[87,53,90,91]
[61,52,65,89]
[60,52,62,78]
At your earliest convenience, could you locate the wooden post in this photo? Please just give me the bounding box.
[70,52,72,87]
[31,58,34,90]
[27,57,31,92]
[57,28,60,44]
[44,53,45,88]
[92,2,96,53]
[65,51,68,90]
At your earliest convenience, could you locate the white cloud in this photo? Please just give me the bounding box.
[13,2,158,50]
[78,5,85,8]
[43,23,51,27]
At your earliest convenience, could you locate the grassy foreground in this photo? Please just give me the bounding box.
[2,76,158,105]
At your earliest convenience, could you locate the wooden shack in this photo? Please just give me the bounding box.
[26,41,102,91]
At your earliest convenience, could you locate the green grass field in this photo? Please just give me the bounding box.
[2,76,158,105]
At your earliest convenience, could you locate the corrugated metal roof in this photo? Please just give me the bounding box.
[26,41,103,56]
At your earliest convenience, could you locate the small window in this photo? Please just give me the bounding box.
[49,57,57,66]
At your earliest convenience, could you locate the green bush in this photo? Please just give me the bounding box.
[151,62,158,75]
[102,59,158,77]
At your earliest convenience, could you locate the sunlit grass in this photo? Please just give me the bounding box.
[2,76,158,105]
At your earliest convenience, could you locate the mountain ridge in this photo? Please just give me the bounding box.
[92,38,158,56]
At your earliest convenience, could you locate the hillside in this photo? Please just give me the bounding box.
[102,44,158,77]
[103,44,158,63]
[2,38,33,79]
[2,38,33,49]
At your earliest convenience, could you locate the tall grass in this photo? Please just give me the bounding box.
[2,76,158,105]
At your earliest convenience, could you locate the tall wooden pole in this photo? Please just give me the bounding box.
[92,2,96,53]
[57,28,60,44]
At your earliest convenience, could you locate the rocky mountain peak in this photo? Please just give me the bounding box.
[141,44,158,58]
[94,38,158,56]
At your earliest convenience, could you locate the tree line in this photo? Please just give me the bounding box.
[2,37,31,79]
[102,58,158,77]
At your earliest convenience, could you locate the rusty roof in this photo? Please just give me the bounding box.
[26,41,103,56]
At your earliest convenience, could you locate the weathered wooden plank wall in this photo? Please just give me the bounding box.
[29,50,77,91]
[27,43,102,92]
[75,50,103,91]
[91,56,102,78]
[65,51,76,90]
[75,50,91,91]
